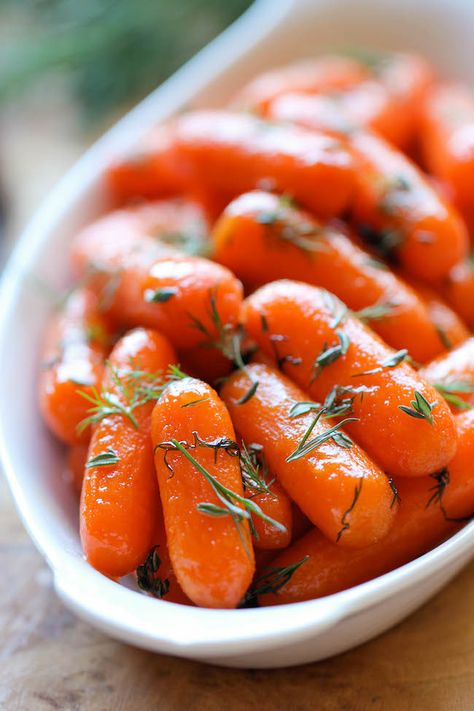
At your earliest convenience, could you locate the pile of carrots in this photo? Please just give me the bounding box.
[39,50,474,609]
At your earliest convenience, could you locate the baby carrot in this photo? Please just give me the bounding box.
[232,55,368,113]
[39,288,112,444]
[80,327,177,578]
[243,280,457,477]
[70,200,209,329]
[439,256,474,329]
[221,363,397,548]
[140,254,243,349]
[212,190,457,363]
[267,52,433,149]
[151,378,255,608]
[351,131,469,283]
[420,337,474,410]
[420,83,474,216]
[165,111,356,218]
[259,408,474,605]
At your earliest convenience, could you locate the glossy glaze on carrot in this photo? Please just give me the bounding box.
[39,289,112,444]
[212,190,458,362]
[259,409,474,605]
[221,363,397,547]
[244,280,457,477]
[80,328,176,578]
[151,377,255,608]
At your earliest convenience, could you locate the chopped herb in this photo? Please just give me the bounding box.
[136,546,170,599]
[322,384,374,418]
[425,468,473,523]
[322,291,348,329]
[181,397,210,408]
[435,325,453,351]
[312,330,350,380]
[240,556,310,605]
[145,287,178,303]
[288,401,321,418]
[352,301,398,322]
[354,348,409,376]
[336,480,364,541]
[85,448,120,468]
[286,415,358,462]
[398,390,438,424]
[388,478,401,509]
[240,442,273,495]
[434,381,474,411]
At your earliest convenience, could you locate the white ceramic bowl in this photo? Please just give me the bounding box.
[1,0,474,669]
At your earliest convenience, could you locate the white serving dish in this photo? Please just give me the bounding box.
[1,0,474,669]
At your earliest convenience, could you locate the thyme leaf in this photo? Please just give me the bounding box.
[336,479,364,542]
[312,330,350,381]
[352,301,399,322]
[398,390,437,424]
[85,448,120,468]
[145,287,178,303]
[353,348,409,376]
[433,381,474,411]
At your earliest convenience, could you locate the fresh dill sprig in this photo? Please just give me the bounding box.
[434,381,474,411]
[286,414,358,462]
[240,556,310,605]
[77,362,187,433]
[398,390,438,424]
[155,437,286,556]
[136,546,170,599]
[256,194,326,255]
[85,448,120,468]
[240,442,274,495]
[322,384,374,419]
[288,401,321,418]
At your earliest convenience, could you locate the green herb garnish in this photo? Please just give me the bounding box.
[398,390,437,424]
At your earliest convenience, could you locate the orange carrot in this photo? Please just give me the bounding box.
[212,190,457,362]
[420,83,474,216]
[243,280,457,477]
[140,254,243,349]
[165,111,356,218]
[351,131,469,283]
[80,327,177,578]
[232,55,368,113]
[39,289,112,444]
[70,200,210,330]
[221,363,397,547]
[151,377,255,608]
[259,409,474,605]
[420,337,474,410]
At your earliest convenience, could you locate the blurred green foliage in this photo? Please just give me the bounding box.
[0,0,252,121]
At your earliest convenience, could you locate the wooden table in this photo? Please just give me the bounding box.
[1,473,473,711]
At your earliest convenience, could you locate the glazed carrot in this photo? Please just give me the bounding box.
[212,190,457,362]
[232,55,368,113]
[151,378,255,608]
[164,111,355,218]
[420,83,474,215]
[70,200,210,329]
[239,441,293,550]
[439,256,474,329]
[136,505,192,606]
[221,363,397,547]
[267,52,433,148]
[244,280,457,477]
[259,409,474,605]
[67,443,88,494]
[39,289,112,444]
[420,337,474,410]
[80,328,177,578]
[140,254,243,349]
[351,131,469,283]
